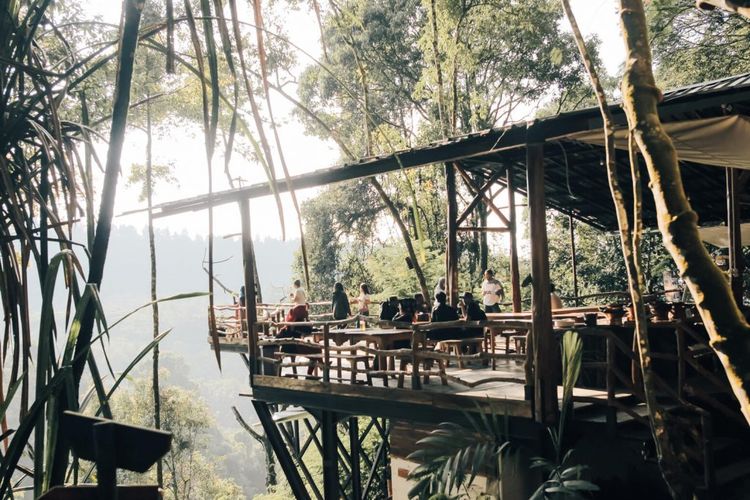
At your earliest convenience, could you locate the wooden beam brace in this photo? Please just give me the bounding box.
[349,417,362,499]
[455,163,511,227]
[457,227,510,233]
[252,401,311,500]
[455,171,504,226]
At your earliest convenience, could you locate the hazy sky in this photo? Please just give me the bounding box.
[106,0,624,240]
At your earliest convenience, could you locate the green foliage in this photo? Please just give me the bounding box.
[407,403,513,499]
[647,0,750,88]
[546,212,676,304]
[530,331,598,500]
[110,377,243,499]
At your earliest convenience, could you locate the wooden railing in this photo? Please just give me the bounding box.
[243,315,534,392]
[573,322,732,494]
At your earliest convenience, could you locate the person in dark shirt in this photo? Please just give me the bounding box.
[458,292,487,340]
[331,282,351,320]
[379,296,399,320]
[460,292,487,321]
[429,292,460,342]
[392,299,415,324]
[431,292,459,322]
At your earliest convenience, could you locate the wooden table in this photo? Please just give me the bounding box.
[342,328,413,370]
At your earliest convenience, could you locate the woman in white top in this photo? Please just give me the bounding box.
[290,279,307,305]
[352,283,371,316]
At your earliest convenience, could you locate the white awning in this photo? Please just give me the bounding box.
[564,115,750,169]
[698,223,750,248]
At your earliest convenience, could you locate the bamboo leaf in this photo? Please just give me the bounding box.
[0,374,25,425]
[0,367,71,497]
[95,329,173,416]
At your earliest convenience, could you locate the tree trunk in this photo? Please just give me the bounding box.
[561,1,691,497]
[619,0,750,427]
[370,179,432,306]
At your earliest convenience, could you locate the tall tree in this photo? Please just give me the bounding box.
[617,0,750,427]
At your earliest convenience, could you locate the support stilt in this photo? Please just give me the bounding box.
[349,417,362,499]
[252,401,311,500]
[320,410,339,500]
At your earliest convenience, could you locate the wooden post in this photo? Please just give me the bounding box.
[411,327,421,390]
[349,417,362,499]
[726,168,744,305]
[526,141,557,424]
[605,335,616,437]
[240,200,259,383]
[507,166,522,313]
[569,214,579,305]
[446,162,459,306]
[321,410,339,500]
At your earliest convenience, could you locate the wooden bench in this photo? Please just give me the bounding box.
[436,338,485,368]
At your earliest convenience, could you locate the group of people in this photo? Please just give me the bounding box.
[276,268,507,331]
[331,282,371,320]
[434,269,506,313]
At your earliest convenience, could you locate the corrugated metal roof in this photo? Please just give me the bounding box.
[662,72,750,102]
[150,73,750,224]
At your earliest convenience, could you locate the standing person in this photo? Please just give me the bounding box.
[434,277,446,298]
[481,269,504,313]
[331,282,351,320]
[352,283,371,317]
[290,279,307,306]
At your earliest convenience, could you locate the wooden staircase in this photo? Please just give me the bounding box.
[569,322,750,499]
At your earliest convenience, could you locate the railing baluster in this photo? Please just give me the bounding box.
[675,325,685,400]
[411,327,421,390]
[323,323,331,383]
[606,333,616,435]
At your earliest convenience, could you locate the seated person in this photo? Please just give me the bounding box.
[392,299,415,324]
[379,296,399,321]
[431,292,459,322]
[331,282,351,321]
[277,304,317,354]
[459,292,486,338]
[429,292,461,341]
[414,293,430,321]
[391,299,415,349]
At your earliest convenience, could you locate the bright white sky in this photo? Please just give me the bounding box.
[105,0,624,240]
